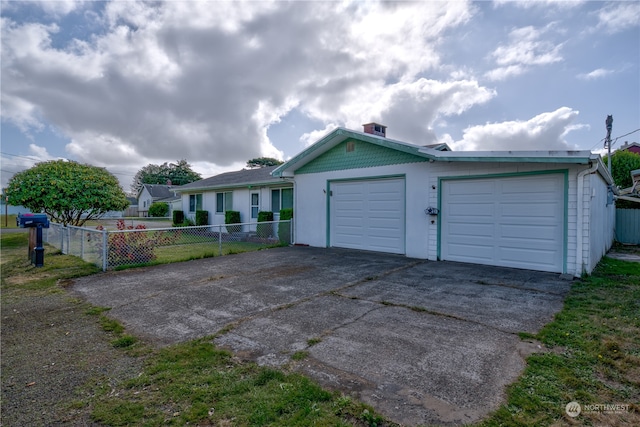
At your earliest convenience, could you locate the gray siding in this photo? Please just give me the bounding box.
[615,209,640,245]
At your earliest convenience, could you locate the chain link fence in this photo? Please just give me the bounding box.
[44,219,292,271]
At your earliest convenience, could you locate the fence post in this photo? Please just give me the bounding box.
[218,225,222,256]
[60,226,64,253]
[80,228,85,259]
[290,218,293,244]
[102,229,108,271]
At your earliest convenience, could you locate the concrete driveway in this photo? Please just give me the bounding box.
[70,246,572,426]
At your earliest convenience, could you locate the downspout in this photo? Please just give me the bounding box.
[576,162,598,276]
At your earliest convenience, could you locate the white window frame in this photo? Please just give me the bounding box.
[216,192,233,213]
[189,194,203,213]
[271,188,293,212]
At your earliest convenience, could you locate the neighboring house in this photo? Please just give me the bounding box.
[272,123,616,277]
[137,184,180,217]
[173,166,293,231]
[618,141,640,155]
[123,197,138,217]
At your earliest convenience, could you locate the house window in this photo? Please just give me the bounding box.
[189,194,203,213]
[271,188,293,212]
[216,192,233,213]
[346,141,355,152]
[251,193,259,219]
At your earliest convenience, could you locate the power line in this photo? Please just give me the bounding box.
[0,151,137,177]
[591,128,640,151]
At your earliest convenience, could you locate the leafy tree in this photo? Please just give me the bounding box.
[246,157,284,168]
[603,150,640,189]
[132,159,202,193]
[6,160,129,226]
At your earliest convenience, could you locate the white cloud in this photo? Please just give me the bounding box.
[36,0,87,17]
[595,1,640,34]
[485,24,563,81]
[300,124,339,147]
[0,144,57,189]
[2,0,491,178]
[493,0,584,10]
[449,107,581,151]
[577,68,614,80]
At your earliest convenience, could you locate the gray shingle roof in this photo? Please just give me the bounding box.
[175,166,282,192]
[143,184,175,199]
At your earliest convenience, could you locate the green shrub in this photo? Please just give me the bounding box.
[195,210,209,226]
[176,217,195,227]
[148,202,169,217]
[256,211,273,238]
[278,208,293,243]
[225,210,241,234]
[225,210,240,224]
[173,210,184,225]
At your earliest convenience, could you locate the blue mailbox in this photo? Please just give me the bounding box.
[17,213,50,267]
[17,213,50,228]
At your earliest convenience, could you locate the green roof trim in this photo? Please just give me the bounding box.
[296,138,428,174]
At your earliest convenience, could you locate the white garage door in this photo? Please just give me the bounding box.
[441,174,565,272]
[330,178,405,254]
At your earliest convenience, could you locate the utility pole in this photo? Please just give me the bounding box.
[605,115,613,176]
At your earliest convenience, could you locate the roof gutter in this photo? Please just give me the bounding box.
[418,149,596,164]
[173,180,286,193]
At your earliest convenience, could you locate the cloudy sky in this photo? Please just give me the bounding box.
[1,0,639,192]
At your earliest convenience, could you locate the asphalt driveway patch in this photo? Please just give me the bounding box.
[70,246,571,425]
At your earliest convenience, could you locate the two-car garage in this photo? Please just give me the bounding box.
[327,173,566,274]
[273,126,615,277]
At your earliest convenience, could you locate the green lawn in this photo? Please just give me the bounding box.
[480,256,640,426]
[0,214,19,229]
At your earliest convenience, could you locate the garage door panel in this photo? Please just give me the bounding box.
[500,202,561,219]
[449,180,495,196]
[331,178,405,254]
[448,202,494,217]
[500,224,559,241]
[498,248,559,268]
[447,243,494,260]
[441,174,564,273]
[447,223,494,237]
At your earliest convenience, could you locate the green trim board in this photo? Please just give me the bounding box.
[297,139,427,175]
[325,174,406,250]
[436,169,569,274]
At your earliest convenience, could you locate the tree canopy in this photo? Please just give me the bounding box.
[6,160,129,226]
[132,159,202,194]
[246,157,284,168]
[603,150,640,189]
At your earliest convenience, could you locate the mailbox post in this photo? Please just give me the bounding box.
[17,213,50,267]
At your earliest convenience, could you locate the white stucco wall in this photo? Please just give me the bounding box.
[292,160,609,276]
[181,185,291,230]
